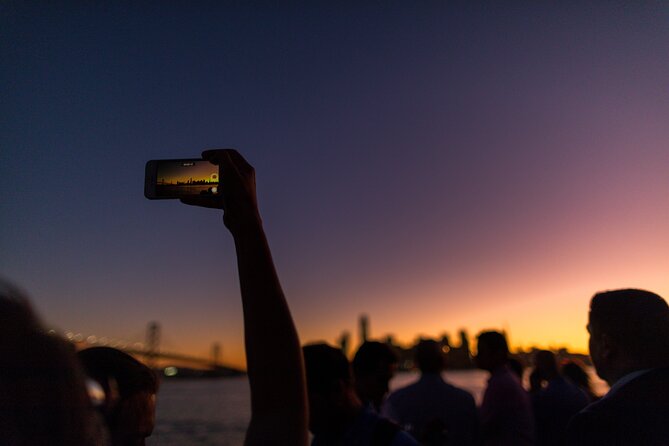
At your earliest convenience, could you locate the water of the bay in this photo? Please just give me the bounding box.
[148,369,608,445]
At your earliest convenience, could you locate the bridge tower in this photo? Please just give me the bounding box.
[211,342,221,368]
[146,321,161,368]
[338,331,350,358]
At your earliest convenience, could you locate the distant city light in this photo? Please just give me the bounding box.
[164,366,178,377]
[87,335,97,344]
[73,333,83,342]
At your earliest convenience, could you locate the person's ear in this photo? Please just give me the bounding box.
[599,333,615,359]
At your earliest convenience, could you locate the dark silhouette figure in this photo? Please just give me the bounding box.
[561,360,599,403]
[566,289,669,445]
[181,149,308,445]
[353,341,399,411]
[507,357,525,382]
[0,280,106,445]
[529,350,588,446]
[78,347,158,446]
[303,343,418,446]
[475,331,534,446]
[383,339,478,446]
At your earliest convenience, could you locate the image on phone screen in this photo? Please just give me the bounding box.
[147,159,219,198]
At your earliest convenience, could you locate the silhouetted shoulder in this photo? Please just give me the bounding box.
[383,374,478,445]
[387,376,474,409]
[446,380,477,404]
[566,367,669,446]
[566,400,632,446]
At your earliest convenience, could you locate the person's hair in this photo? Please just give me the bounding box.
[0,280,43,337]
[589,289,669,365]
[78,347,159,398]
[303,343,351,395]
[477,331,509,356]
[352,341,398,378]
[507,357,525,380]
[0,279,103,445]
[561,360,591,391]
[534,350,558,376]
[414,339,444,374]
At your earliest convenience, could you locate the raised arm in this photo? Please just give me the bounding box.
[182,149,308,446]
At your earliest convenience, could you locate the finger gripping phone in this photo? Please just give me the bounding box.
[144,159,220,199]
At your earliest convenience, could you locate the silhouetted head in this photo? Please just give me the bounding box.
[0,280,43,338]
[475,331,509,372]
[303,343,361,436]
[415,339,445,374]
[587,289,669,385]
[78,347,158,446]
[352,341,398,410]
[0,279,104,445]
[561,361,591,392]
[533,350,558,381]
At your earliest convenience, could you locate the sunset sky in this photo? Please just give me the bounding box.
[2,2,668,369]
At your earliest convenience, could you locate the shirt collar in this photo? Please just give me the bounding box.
[604,368,652,400]
[419,372,443,382]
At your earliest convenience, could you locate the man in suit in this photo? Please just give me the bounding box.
[566,289,669,445]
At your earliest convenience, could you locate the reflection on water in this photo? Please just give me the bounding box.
[149,378,250,446]
[149,369,608,445]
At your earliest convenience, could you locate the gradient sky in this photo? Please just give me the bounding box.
[2,2,668,369]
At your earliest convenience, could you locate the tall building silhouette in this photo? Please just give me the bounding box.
[440,333,451,353]
[359,314,369,346]
[338,331,350,357]
[459,329,470,355]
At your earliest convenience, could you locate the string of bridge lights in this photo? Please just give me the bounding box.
[53,329,146,351]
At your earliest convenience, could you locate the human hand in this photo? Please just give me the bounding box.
[181,149,261,234]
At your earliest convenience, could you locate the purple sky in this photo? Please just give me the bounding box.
[2,2,668,367]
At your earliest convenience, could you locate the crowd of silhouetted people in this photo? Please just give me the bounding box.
[2,150,668,446]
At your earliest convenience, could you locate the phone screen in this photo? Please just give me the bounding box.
[150,159,220,198]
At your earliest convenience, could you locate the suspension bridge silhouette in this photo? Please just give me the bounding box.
[60,321,244,377]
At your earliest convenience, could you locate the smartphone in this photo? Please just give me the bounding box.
[144,158,220,199]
